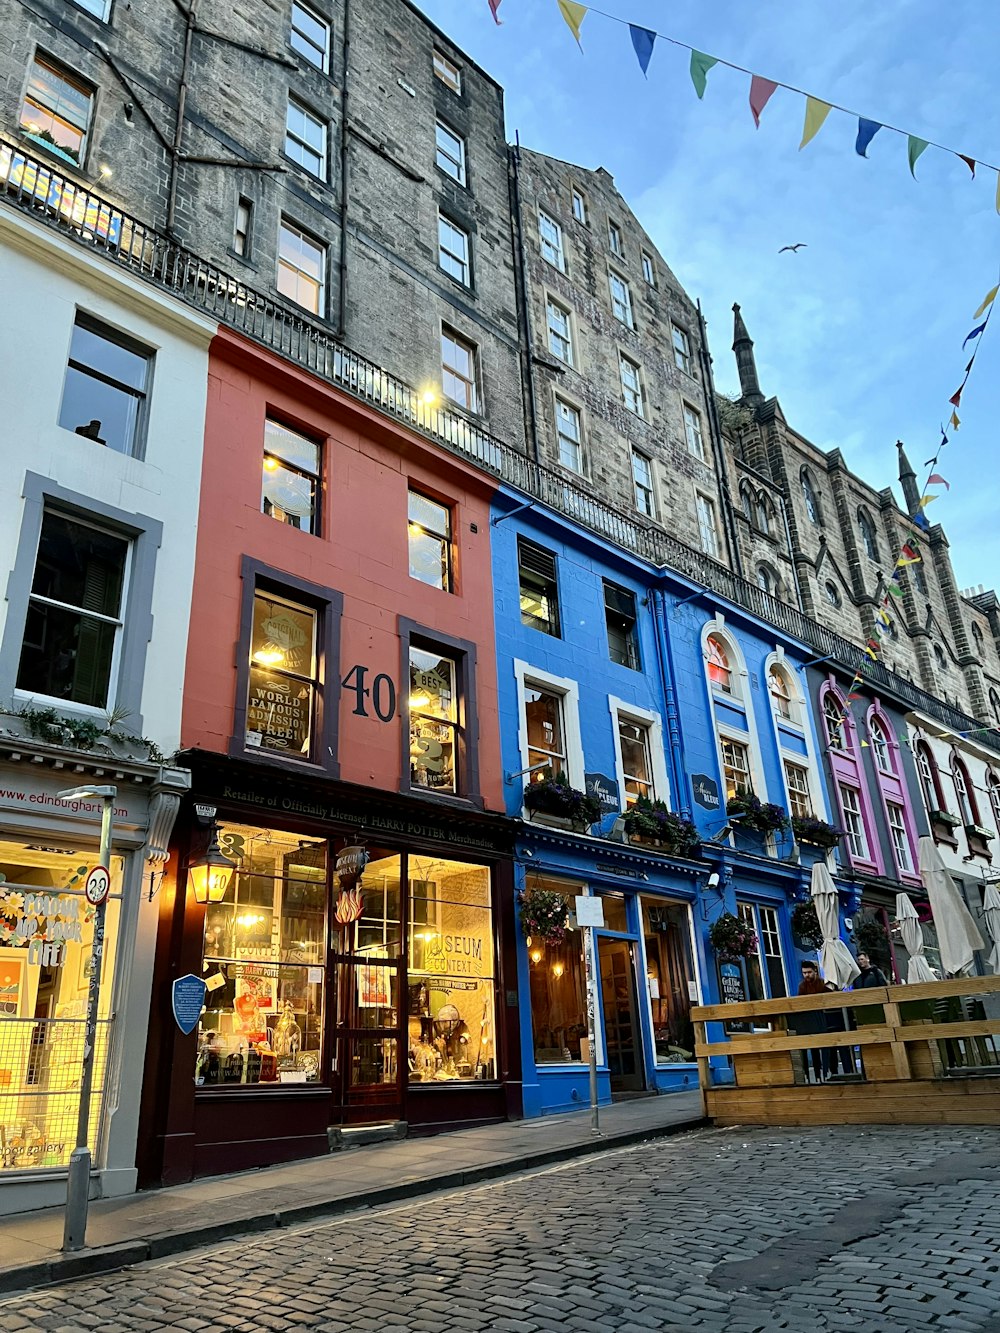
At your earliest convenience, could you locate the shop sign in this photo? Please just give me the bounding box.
[172,974,208,1035]
[0,770,137,825]
[692,774,721,811]
[246,668,311,754]
[585,773,620,816]
[718,960,750,1034]
[423,933,485,976]
[0,883,88,971]
[595,863,648,881]
[574,896,605,929]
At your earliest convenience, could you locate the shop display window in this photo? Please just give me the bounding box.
[245,591,318,759]
[197,825,327,1087]
[526,878,588,1065]
[640,897,696,1062]
[406,856,496,1082]
[0,841,123,1169]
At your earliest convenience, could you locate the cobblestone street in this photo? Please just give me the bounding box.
[3,1124,1000,1333]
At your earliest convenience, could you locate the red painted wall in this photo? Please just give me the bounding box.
[182,330,503,811]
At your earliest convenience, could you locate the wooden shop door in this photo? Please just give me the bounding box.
[332,952,406,1124]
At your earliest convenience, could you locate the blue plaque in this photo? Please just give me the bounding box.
[172,973,208,1036]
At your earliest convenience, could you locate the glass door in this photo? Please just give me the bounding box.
[597,936,645,1093]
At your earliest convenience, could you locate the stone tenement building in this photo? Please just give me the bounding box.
[1,0,525,446]
[722,306,1000,725]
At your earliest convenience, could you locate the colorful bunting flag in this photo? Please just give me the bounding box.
[749,75,779,128]
[912,511,931,533]
[800,97,832,150]
[557,0,587,48]
[907,135,929,178]
[927,473,950,490]
[973,285,998,318]
[962,320,987,349]
[887,582,904,598]
[629,24,655,76]
[855,119,882,158]
[689,50,718,100]
[487,0,502,23]
[950,410,961,429]
[860,739,869,747]
[949,386,963,407]
[960,155,976,177]
[918,493,938,510]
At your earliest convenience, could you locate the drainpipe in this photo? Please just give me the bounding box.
[696,300,741,577]
[166,0,197,238]
[335,0,351,337]
[652,590,691,819]
[509,134,540,465]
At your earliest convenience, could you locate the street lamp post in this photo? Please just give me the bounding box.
[58,784,118,1253]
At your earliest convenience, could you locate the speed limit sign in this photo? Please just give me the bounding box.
[84,865,111,907]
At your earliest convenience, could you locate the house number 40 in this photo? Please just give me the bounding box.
[341,665,397,722]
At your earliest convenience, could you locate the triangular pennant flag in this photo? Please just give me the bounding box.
[557,0,587,48]
[800,97,832,150]
[949,386,963,407]
[855,118,882,158]
[927,473,950,490]
[960,155,976,177]
[918,493,938,509]
[867,639,880,651]
[690,50,718,99]
[487,0,502,23]
[887,582,904,598]
[907,135,929,177]
[962,320,987,348]
[973,285,998,318]
[912,511,931,533]
[860,740,869,747]
[863,646,878,660]
[949,409,960,429]
[749,75,779,128]
[629,24,655,76]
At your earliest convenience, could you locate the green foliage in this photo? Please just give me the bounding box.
[623,798,700,858]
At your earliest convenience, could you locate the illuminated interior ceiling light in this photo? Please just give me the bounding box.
[252,645,286,666]
[409,693,430,708]
[263,456,279,471]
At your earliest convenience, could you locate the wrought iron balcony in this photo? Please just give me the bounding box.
[2,134,995,755]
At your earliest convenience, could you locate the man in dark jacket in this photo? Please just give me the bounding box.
[796,961,827,1082]
[853,951,889,988]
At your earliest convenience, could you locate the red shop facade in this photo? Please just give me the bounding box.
[137,752,519,1186]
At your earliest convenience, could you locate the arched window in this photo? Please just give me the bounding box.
[933,644,947,670]
[915,741,943,814]
[991,689,1000,725]
[952,756,978,827]
[768,666,792,720]
[706,635,732,693]
[858,508,879,561]
[988,771,1000,831]
[913,564,927,595]
[823,695,846,750]
[740,483,754,523]
[971,622,984,656]
[756,495,771,536]
[801,469,821,525]
[756,566,773,595]
[869,717,893,772]
[824,581,841,607]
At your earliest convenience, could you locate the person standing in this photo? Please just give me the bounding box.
[853,951,889,988]
[796,961,827,1083]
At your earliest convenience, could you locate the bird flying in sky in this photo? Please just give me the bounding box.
[778,243,807,253]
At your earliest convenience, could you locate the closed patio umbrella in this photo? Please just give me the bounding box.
[810,862,860,988]
[982,884,1000,973]
[894,892,936,983]
[917,836,984,976]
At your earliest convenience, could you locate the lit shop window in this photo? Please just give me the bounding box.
[245,590,319,759]
[409,647,459,793]
[527,878,587,1065]
[641,896,697,1061]
[262,419,321,533]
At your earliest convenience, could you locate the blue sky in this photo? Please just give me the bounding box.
[418,0,1000,594]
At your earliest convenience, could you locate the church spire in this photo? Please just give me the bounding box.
[732,303,763,407]
[897,439,920,515]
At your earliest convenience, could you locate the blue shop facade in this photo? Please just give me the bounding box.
[490,486,850,1116]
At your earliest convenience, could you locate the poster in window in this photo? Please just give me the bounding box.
[246,668,313,754]
[0,951,24,1017]
[232,962,277,1041]
[357,951,391,1007]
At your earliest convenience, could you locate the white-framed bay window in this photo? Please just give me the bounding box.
[608,697,669,811]
[514,660,584,791]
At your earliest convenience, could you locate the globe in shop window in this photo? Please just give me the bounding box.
[0,841,124,1169]
[197,826,326,1087]
[409,647,459,793]
[245,591,319,758]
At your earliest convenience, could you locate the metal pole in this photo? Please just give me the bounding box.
[583,924,600,1133]
[63,786,117,1252]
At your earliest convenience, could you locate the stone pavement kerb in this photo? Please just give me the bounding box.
[0,1091,704,1296]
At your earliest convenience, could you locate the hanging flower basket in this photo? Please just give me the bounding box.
[622,799,700,858]
[516,885,569,945]
[708,911,757,960]
[727,794,789,836]
[790,901,825,950]
[523,771,601,827]
[790,816,843,849]
[851,914,888,955]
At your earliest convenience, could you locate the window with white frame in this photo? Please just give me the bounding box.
[823,695,846,749]
[886,802,912,872]
[768,666,792,719]
[671,325,691,374]
[619,354,644,416]
[696,494,719,558]
[739,901,787,1000]
[839,784,869,860]
[555,398,582,472]
[631,450,654,516]
[609,272,633,327]
[20,55,93,165]
[438,214,470,285]
[683,405,705,460]
[441,326,478,411]
[262,418,321,533]
[706,635,732,694]
[915,741,941,813]
[546,299,573,365]
[435,120,466,184]
[784,762,812,820]
[572,188,587,223]
[525,685,566,776]
[988,773,1000,830]
[869,717,892,771]
[72,0,111,19]
[720,736,752,800]
[641,251,655,286]
[617,716,654,805]
[58,314,152,459]
[608,220,623,256]
[291,2,330,71]
[952,758,976,826]
[234,196,253,257]
[16,510,130,710]
[433,49,461,93]
[285,97,326,178]
[278,219,325,314]
[539,211,566,271]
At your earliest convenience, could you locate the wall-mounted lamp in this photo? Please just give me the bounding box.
[187,823,236,905]
[147,857,169,903]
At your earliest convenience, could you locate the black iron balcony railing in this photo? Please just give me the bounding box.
[3,135,996,755]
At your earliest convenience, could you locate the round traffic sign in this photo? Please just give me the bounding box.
[84,865,111,907]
